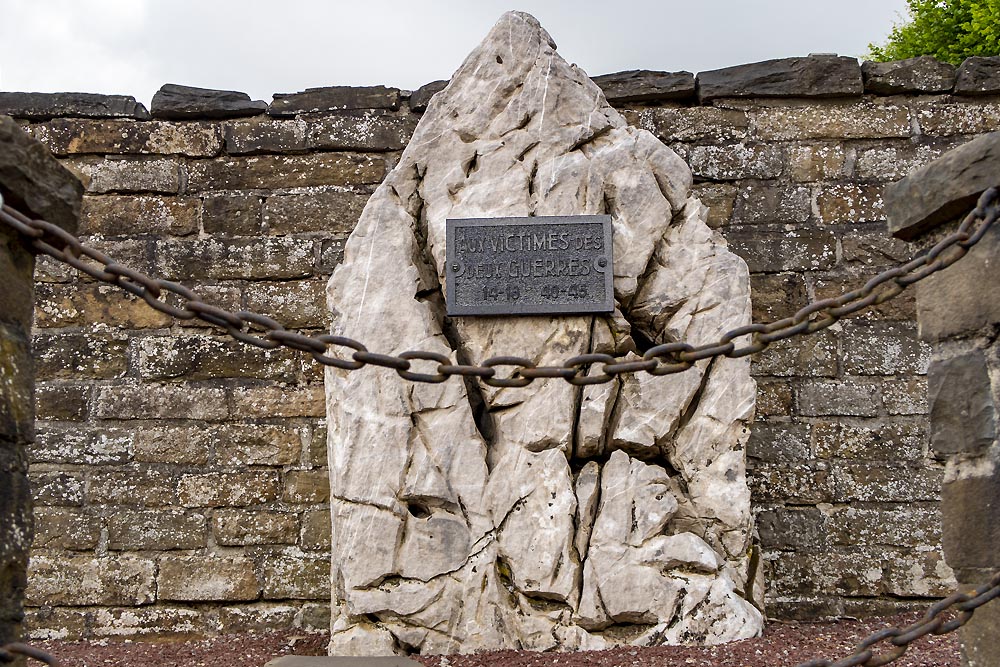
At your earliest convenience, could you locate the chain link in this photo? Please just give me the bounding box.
[0,643,59,666]
[3,187,997,386]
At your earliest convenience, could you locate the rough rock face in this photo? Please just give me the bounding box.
[325,12,761,655]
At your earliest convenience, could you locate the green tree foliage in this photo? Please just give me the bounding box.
[868,0,1000,65]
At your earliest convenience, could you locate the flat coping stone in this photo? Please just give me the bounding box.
[265,657,423,667]
[885,131,1000,240]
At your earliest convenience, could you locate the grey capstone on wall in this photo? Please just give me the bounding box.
[0,115,82,650]
[5,52,1000,639]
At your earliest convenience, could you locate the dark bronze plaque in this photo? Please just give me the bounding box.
[446,215,614,316]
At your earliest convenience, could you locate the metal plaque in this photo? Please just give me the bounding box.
[446,215,614,316]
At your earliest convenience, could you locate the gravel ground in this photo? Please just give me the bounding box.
[32,613,959,667]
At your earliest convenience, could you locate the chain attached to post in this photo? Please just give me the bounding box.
[2,188,998,386]
[0,643,59,666]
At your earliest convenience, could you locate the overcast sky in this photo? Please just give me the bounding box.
[1,0,910,107]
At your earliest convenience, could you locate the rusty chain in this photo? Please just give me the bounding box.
[796,569,1000,667]
[0,643,58,666]
[2,187,998,387]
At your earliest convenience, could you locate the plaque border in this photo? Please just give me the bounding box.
[445,215,614,317]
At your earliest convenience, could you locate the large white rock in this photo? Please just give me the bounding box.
[325,11,762,654]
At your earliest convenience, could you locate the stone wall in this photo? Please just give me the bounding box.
[9,54,1000,639]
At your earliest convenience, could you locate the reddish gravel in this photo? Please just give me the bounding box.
[33,613,959,667]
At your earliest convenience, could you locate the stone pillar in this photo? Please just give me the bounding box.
[885,132,1000,667]
[0,116,81,652]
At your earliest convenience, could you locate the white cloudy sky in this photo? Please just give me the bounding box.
[1,0,910,107]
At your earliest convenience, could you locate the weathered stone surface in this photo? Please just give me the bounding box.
[269,86,401,117]
[637,107,748,143]
[151,84,267,119]
[0,116,83,232]
[25,556,155,606]
[107,509,206,550]
[885,131,1000,240]
[325,12,760,654]
[27,118,221,157]
[158,557,260,601]
[80,195,200,235]
[592,70,696,103]
[0,92,148,120]
[224,118,307,155]
[186,154,384,192]
[307,111,416,151]
[755,103,910,141]
[927,352,996,458]
[955,56,1000,96]
[942,465,1000,571]
[213,510,299,545]
[68,156,182,194]
[861,57,956,94]
[697,55,863,102]
[409,80,448,112]
[264,191,366,235]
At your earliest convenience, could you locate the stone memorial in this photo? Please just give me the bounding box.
[325,11,762,654]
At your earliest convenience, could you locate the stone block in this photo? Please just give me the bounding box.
[29,471,84,506]
[750,272,807,321]
[691,183,735,228]
[747,422,811,463]
[228,384,325,418]
[797,379,881,417]
[882,377,929,415]
[263,191,367,235]
[841,226,913,267]
[300,603,331,631]
[854,142,951,181]
[815,183,885,224]
[157,556,260,601]
[885,131,1000,240]
[813,419,925,461]
[592,70,695,103]
[218,603,299,634]
[882,549,955,597]
[178,471,279,507]
[87,606,211,639]
[154,237,315,280]
[751,330,838,378]
[134,335,299,382]
[0,228,35,330]
[755,379,794,417]
[33,333,128,380]
[915,226,1000,340]
[830,463,942,502]
[213,510,299,545]
[811,270,917,321]
[260,556,329,599]
[955,56,1000,95]
[0,116,83,232]
[186,154,385,192]
[282,470,330,504]
[827,505,941,547]
[223,118,308,155]
[957,591,1000,667]
[242,280,329,329]
[269,86,401,116]
[307,111,416,151]
[731,182,811,225]
[69,156,182,194]
[27,119,221,157]
[927,351,996,458]
[107,509,206,550]
[0,330,33,443]
[841,322,929,376]
[942,465,1000,571]
[133,424,211,464]
[266,658,419,667]
[635,107,748,143]
[25,555,155,606]
[31,508,100,550]
[32,424,132,465]
[151,84,267,119]
[0,92,147,120]
[756,507,829,551]
[915,101,1000,136]
[687,143,783,180]
[786,142,847,182]
[202,194,262,235]
[301,510,332,550]
[318,238,346,272]
[214,424,302,466]
[728,229,837,273]
[88,466,177,506]
[95,383,229,420]
[35,282,172,329]
[862,57,956,94]
[80,194,200,235]
[765,549,886,597]
[409,80,448,113]
[748,463,833,504]
[755,103,910,141]
[697,55,862,101]
[34,384,89,421]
